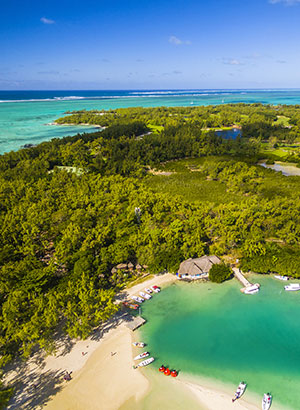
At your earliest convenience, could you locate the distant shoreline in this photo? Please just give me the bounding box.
[50,121,103,129]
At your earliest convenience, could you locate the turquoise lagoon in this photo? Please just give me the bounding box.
[136,276,300,409]
[2,89,300,154]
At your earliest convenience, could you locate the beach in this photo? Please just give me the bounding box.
[44,325,149,410]
[5,274,175,409]
[5,274,290,410]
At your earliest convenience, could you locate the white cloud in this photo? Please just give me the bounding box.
[169,36,191,46]
[40,17,55,24]
[222,58,243,66]
[269,0,300,5]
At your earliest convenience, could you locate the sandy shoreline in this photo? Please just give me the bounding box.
[4,273,175,409]
[181,379,259,410]
[44,324,149,410]
[5,273,261,409]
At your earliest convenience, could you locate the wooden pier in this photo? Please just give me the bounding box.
[126,316,146,331]
[233,267,252,287]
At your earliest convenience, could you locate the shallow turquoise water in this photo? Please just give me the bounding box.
[2,89,300,154]
[139,276,300,409]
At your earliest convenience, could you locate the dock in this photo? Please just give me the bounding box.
[126,316,146,331]
[233,267,252,287]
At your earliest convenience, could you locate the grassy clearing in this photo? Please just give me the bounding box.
[147,157,244,205]
[275,115,291,127]
[147,124,164,133]
[148,156,300,204]
[260,142,300,160]
[259,169,300,199]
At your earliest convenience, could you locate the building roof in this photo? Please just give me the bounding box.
[178,255,221,275]
[116,263,127,270]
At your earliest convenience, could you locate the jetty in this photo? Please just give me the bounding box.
[233,267,252,287]
[233,267,260,294]
[126,316,146,331]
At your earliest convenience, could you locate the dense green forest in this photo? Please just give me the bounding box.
[1,103,300,382]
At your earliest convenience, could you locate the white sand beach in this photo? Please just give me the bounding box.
[5,273,262,410]
[5,274,175,409]
[45,324,149,410]
[181,379,259,410]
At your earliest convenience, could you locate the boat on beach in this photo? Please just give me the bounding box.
[122,301,139,310]
[262,393,272,410]
[137,357,154,367]
[284,283,300,291]
[274,275,289,281]
[151,285,161,293]
[139,291,151,300]
[134,352,149,360]
[145,287,153,294]
[232,382,247,402]
[132,295,144,303]
[132,342,145,348]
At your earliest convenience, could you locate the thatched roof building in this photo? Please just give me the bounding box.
[177,255,221,279]
[116,263,127,270]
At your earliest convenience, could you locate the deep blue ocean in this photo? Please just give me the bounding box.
[1,89,300,154]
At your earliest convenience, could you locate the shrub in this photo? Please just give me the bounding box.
[209,263,233,283]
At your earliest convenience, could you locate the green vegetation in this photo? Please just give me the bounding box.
[0,383,14,410]
[2,103,300,383]
[209,264,233,283]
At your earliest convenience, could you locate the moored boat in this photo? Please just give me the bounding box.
[151,285,161,293]
[134,351,149,360]
[274,275,289,281]
[140,291,151,300]
[284,283,300,291]
[145,287,153,294]
[137,357,154,367]
[232,382,247,402]
[243,284,260,295]
[132,295,144,303]
[262,393,272,410]
[132,342,145,348]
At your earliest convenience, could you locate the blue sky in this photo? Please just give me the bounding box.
[1,0,300,89]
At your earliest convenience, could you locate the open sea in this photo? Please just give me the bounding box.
[1,89,300,154]
[132,276,300,410]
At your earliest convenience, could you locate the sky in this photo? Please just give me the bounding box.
[1,0,300,89]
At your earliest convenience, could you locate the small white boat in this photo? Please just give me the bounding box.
[132,342,145,348]
[151,285,161,293]
[145,288,153,294]
[137,357,154,367]
[243,284,260,295]
[284,283,300,291]
[274,275,289,281]
[232,382,247,402]
[132,295,144,303]
[139,291,151,300]
[262,393,272,410]
[134,352,149,360]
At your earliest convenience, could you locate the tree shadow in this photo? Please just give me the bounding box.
[5,310,136,408]
[90,311,133,342]
[7,369,64,410]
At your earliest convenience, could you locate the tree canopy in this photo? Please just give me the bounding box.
[1,103,300,375]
